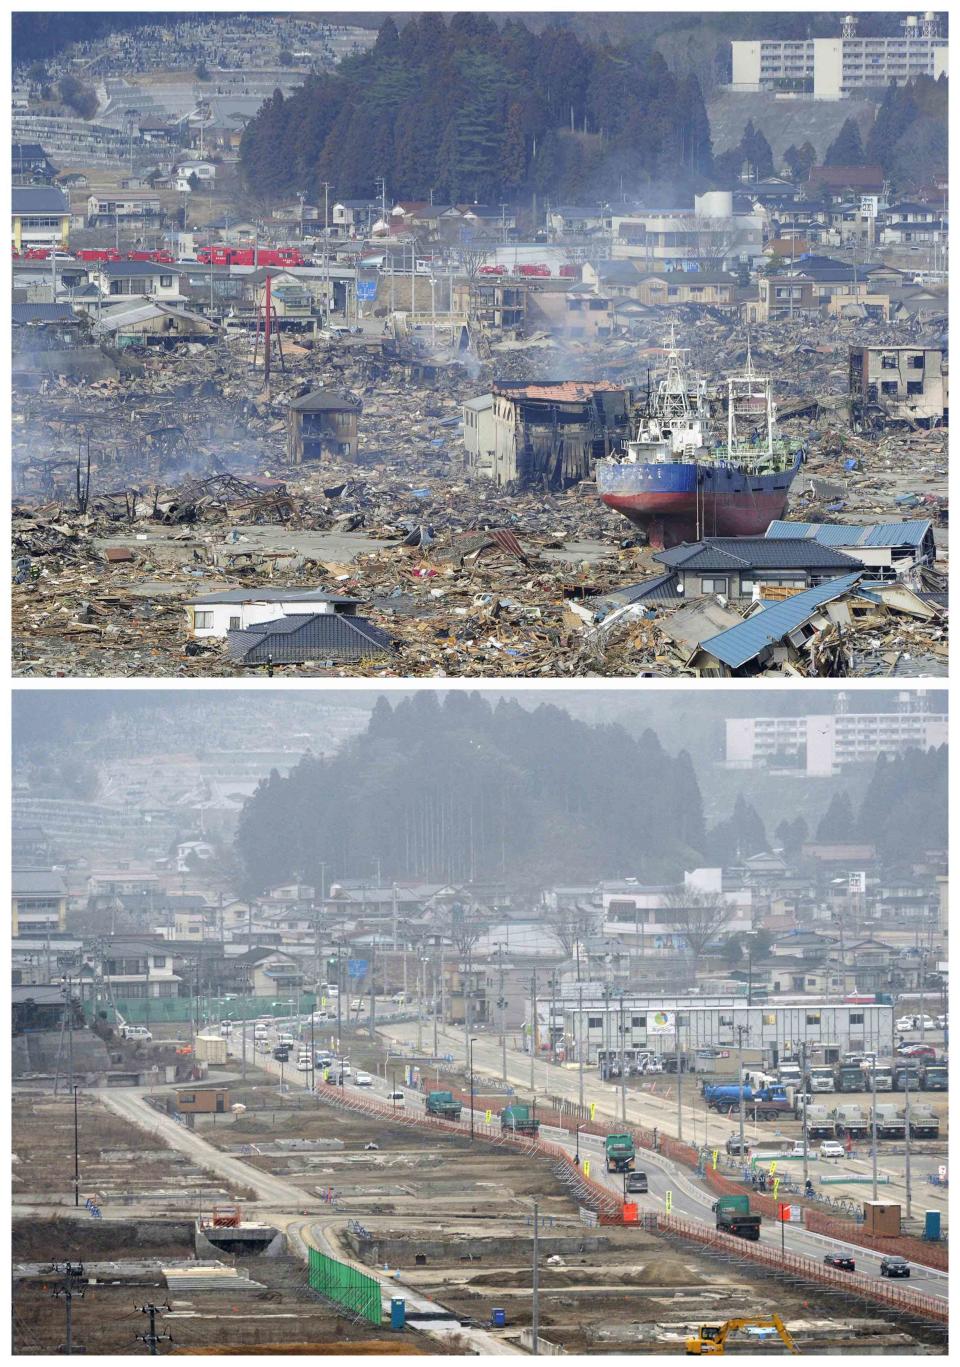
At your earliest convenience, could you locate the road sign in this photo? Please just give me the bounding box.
[583,1160,590,1178]
[665,1190,673,1213]
[347,959,368,979]
[589,1102,596,1122]
[356,280,377,300]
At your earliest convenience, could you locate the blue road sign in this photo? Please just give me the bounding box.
[347,958,369,978]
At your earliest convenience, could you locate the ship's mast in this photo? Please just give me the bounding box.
[727,329,775,460]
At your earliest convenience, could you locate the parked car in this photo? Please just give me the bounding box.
[895,1017,914,1032]
[936,1014,947,1029]
[819,1140,845,1159]
[354,1071,373,1086]
[350,999,365,1011]
[898,1044,937,1059]
[880,1256,911,1278]
[824,1251,856,1272]
[296,1054,312,1071]
[625,1171,649,1194]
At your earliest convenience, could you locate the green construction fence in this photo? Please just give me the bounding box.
[307,1247,382,1325]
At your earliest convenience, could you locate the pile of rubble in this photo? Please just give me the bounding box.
[11,316,948,677]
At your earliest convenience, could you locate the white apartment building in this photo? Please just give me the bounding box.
[731,13,947,100]
[726,691,947,776]
[611,200,764,269]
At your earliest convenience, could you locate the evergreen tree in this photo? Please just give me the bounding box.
[825,117,865,165]
[816,790,856,842]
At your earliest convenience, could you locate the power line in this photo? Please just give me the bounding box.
[135,1302,172,1355]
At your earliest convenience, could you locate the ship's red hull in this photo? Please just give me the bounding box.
[601,488,792,549]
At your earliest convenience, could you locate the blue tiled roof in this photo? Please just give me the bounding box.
[697,573,863,669]
[766,520,932,549]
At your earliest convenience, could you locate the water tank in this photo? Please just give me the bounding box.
[694,191,733,219]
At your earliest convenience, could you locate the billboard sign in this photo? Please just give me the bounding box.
[648,1010,676,1035]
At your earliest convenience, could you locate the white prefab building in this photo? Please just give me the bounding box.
[550,994,894,1066]
[731,14,947,100]
[185,588,362,639]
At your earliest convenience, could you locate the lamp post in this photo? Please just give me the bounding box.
[745,930,758,1007]
[469,1036,479,1140]
[575,1120,581,1167]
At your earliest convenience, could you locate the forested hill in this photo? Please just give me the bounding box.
[238,15,713,207]
[234,693,708,893]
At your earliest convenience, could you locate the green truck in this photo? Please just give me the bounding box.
[425,1090,462,1121]
[713,1194,761,1241]
[501,1104,540,1136]
[604,1133,636,1172]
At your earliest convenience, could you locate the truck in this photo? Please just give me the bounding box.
[907,1105,939,1139]
[831,1103,868,1138]
[919,1063,948,1091]
[836,1062,867,1092]
[777,1062,802,1087]
[807,1065,836,1093]
[425,1090,462,1121]
[604,1133,636,1172]
[501,1104,540,1136]
[802,1103,836,1139]
[703,1083,753,1114]
[892,1060,922,1091]
[743,1096,794,1120]
[862,1063,893,1092]
[871,1104,906,1139]
[712,1195,761,1242]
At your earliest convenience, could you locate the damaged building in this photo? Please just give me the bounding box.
[286,389,361,463]
[849,345,947,428]
[488,380,633,488]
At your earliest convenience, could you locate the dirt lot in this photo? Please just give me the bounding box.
[12,1094,255,1206]
[11,1243,431,1355]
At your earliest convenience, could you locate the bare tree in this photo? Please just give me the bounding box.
[545,901,597,962]
[689,216,752,272]
[458,245,490,281]
[664,888,732,980]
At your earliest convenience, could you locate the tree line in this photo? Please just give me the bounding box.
[239,15,714,208]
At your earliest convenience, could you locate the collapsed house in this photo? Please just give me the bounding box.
[849,345,947,428]
[286,389,361,463]
[488,380,633,487]
[764,519,936,576]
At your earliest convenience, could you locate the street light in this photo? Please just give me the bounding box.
[574,1120,581,1167]
[469,1036,479,1140]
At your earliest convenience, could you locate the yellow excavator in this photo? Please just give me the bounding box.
[686,1316,800,1355]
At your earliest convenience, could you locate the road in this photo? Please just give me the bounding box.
[93,1085,519,1354]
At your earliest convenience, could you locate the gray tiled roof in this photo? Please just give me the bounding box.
[655,538,860,572]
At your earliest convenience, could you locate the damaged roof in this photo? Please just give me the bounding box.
[492,380,623,402]
[288,389,360,413]
[765,520,933,549]
[186,587,359,606]
[655,537,860,572]
[696,572,863,669]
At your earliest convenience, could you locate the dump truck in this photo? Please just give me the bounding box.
[835,1061,867,1092]
[425,1090,462,1121]
[907,1104,940,1139]
[801,1104,836,1139]
[871,1104,906,1139]
[919,1063,948,1091]
[831,1103,868,1138]
[500,1104,540,1136]
[807,1065,836,1093]
[712,1195,761,1242]
[604,1133,636,1172]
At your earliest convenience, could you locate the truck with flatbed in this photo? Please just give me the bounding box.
[604,1133,636,1172]
[907,1104,940,1139]
[831,1103,868,1138]
[712,1194,761,1241]
[425,1090,462,1121]
[500,1104,540,1136]
[800,1103,836,1139]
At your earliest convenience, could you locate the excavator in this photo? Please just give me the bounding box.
[686,1316,800,1355]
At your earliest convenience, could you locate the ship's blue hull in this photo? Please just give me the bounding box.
[598,454,803,548]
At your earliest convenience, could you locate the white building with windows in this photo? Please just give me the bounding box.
[185,588,362,639]
[550,994,894,1067]
[726,691,947,776]
[731,13,947,100]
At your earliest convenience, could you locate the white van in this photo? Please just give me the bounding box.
[254,1023,269,1039]
[120,1025,152,1041]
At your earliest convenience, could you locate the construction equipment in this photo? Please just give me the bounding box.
[686,1315,800,1355]
[604,1133,636,1172]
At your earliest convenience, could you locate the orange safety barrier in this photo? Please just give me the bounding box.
[657,1214,947,1324]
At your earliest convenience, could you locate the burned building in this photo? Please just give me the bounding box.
[849,346,947,428]
[286,389,361,463]
[489,381,633,488]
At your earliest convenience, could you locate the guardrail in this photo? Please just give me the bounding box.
[656,1215,947,1325]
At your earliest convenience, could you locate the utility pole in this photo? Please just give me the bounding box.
[800,1042,809,1193]
[51,1262,84,1355]
[498,944,507,1085]
[529,970,538,1095]
[73,1084,80,1207]
[675,1014,683,1141]
[619,993,627,1124]
[577,985,586,1114]
[903,1065,913,1220]
[870,1059,878,1202]
[531,1201,540,1355]
[736,1024,748,1160]
[136,1302,171,1354]
[433,948,440,1059]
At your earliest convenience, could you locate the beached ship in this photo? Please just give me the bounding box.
[597,335,803,548]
